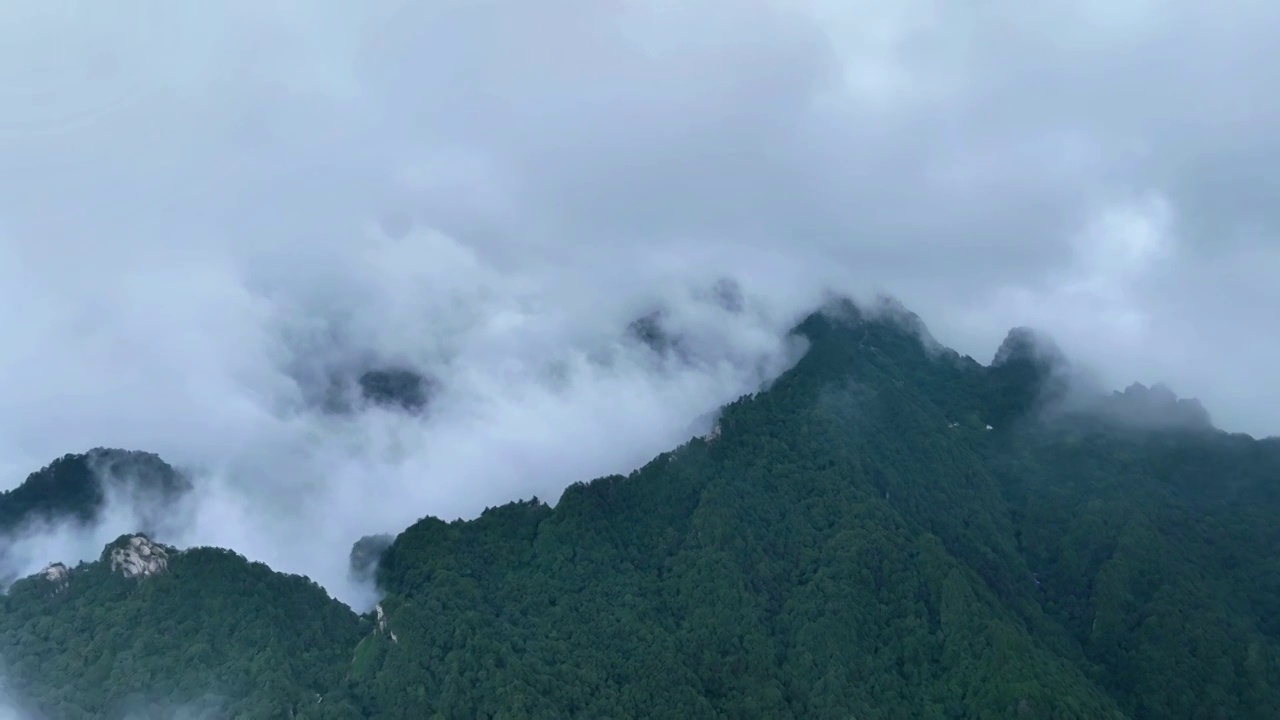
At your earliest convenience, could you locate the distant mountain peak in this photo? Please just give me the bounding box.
[40,562,70,594]
[867,295,940,348]
[1104,381,1213,431]
[0,294,1272,718]
[626,309,678,355]
[709,276,746,313]
[358,367,433,412]
[992,326,1065,368]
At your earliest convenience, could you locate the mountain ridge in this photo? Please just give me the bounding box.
[0,449,190,534]
[2,297,1275,719]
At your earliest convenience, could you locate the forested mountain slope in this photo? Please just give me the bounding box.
[0,450,192,589]
[0,450,189,536]
[2,299,1277,719]
[1,535,365,719]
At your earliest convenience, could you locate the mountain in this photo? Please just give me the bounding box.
[0,449,193,588]
[283,361,436,417]
[0,535,364,719]
[0,449,189,536]
[2,297,1278,719]
[357,369,433,413]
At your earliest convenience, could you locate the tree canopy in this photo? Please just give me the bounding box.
[2,300,1277,718]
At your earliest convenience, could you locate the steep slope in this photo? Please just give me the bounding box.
[973,319,1280,718]
[334,302,1127,718]
[2,297,1278,719]
[988,421,1280,717]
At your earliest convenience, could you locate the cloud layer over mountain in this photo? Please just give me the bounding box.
[1,0,1276,605]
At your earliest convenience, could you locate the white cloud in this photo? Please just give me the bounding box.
[2,0,1279,606]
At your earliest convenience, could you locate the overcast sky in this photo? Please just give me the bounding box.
[1,0,1277,606]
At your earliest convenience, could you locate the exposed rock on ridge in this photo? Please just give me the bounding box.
[41,562,70,593]
[109,535,170,579]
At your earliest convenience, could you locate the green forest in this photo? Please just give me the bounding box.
[2,299,1277,718]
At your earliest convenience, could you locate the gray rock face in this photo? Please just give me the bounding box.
[42,562,70,592]
[110,535,169,578]
[374,603,398,643]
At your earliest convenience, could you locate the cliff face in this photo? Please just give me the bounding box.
[40,562,69,594]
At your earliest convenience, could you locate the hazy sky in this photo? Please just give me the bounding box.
[1,0,1278,606]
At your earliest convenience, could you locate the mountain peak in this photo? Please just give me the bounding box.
[992,326,1064,368]
[349,533,394,585]
[0,449,190,536]
[1105,381,1213,431]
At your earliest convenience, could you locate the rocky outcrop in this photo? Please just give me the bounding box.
[109,535,170,579]
[374,603,398,643]
[992,326,1064,368]
[42,562,70,593]
[306,366,437,415]
[0,449,190,538]
[627,310,678,355]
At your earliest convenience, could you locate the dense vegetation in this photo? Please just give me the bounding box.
[1,299,1277,718]
[0,450,188,535]
[0,450,191,589]
[0,536,365,719]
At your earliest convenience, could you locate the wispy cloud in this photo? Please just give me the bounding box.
[1,0,1277,604]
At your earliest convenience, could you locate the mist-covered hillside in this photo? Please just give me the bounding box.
[0,451,191,588]
[8,0,1280,716]
[0,450,188,534]
[1,299,1277,719]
